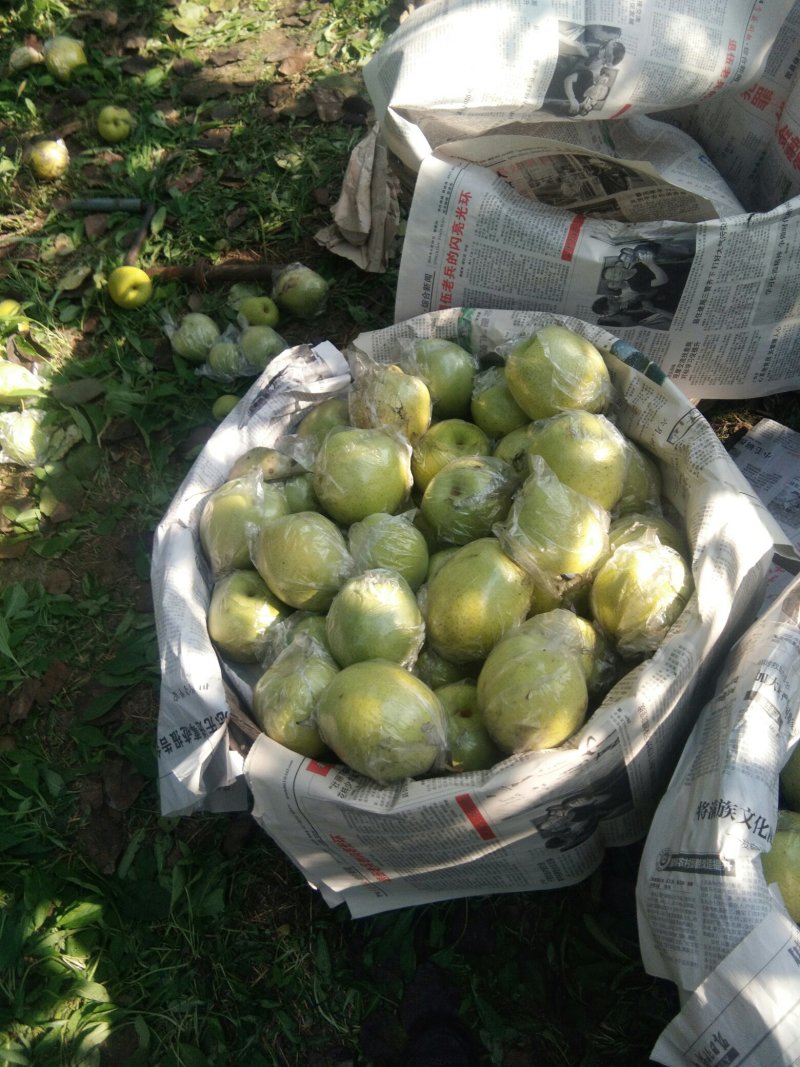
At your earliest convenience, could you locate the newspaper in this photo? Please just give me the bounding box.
[636,418,800,1066]
[360,0,791,173]
[151,307,790,917]
[316,0,800,401]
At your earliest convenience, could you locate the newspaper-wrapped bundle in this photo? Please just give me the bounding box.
[636,572,800,1066]
[318,0,800,401]
[152,308,789,918]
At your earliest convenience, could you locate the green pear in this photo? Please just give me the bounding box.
[477,634,588,753]
[348,512,429,591]
[239,325,287,370]
[781,746,800,812]
[296,395,351,444]
[523,410,628,511]
[470,365,529,437]
[420,455,518,545]
[493,424,535,476]
[252,510,353,611]
[251,636,338,758]
[411,418,491,492]
[497,457,610,584]
[325,568,425,668]
[206,569,292,664]
[414,643,473,689]
[316,660,447,783]
[607,512,688,560]
[616,440,663,516]
[199,476,289,578]
[504,324,611,420]
[590,537,693,657]
[760,810,800,923]
[424,537,535,664]
[227,446,301,482]
[312,427,412,526]
[349,363,432,443]
[283,472,320,513]
[437,680,502,773]
[412,338,477,419]
[518,608,618,696]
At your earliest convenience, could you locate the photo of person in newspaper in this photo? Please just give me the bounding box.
[591,238,695,330]
[531,735,635,852]
[545,22,626,117]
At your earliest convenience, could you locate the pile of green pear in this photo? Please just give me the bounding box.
[199,324,694,785]
[762,747,800,924]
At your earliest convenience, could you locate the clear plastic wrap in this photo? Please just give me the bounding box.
[502,323,613,420]
[0,409,81,468]
[198,472,289,579]
[348,352,432,443]
[206,568,293,664]
[311,425,413,526]
[614,438,663,517]
[424,536,535,664]
[419,454,519,545]
[589,533,694,658]
[251,635,339,759]
[252,510,354,612]
[272,262,329,319]
[469,364,529,437]
[436,679,502,773]
[495,455,610,592]
[518,607,619,698]
[0,359,46,403]
[411,417,491,491]
[523,409,629,511]
[316,659,448,784]
[476,633,589,753]
[607,511,689,560]
[325,567,425,669]
[347,511,429,591]
[398,336,478,420]
[165,312,221,364]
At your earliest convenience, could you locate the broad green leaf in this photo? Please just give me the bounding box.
[59,902,103,930]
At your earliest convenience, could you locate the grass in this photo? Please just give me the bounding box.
[1,1,797,1066]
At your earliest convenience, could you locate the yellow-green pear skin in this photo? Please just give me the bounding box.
[312,427,412,526]
[349,363,432,443]
[477,635,588,753]
[504,324,612,420]
[761,810,800,924]
[590,538,693,657]
[523,410,628,511]
[207,569,292,664]
[316,660,446,783]
[251,638,338,758]
[252,511,352,612]
[437,680,502,772]
[325,568,424,668]
[424,537,535,664]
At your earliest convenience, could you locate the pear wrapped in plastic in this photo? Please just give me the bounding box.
[325,568,425,669]
[411,418,492,492]
[470,365,529,437]
[589,533,694,658]
[523,410,628,512]
[401,337,478,420]
[495,456,610,592]
[199,473,289,579]
[437,680,502,773]
[316,660,448,784]
[504,324,612,420]
[348,357,432,443]
[207,569,292,664]
[348,512,429,591]
[420,455,518,545]
[252,510,353,612]
[477,633,589,753]
[0,360,46,404]
[517,608,619,698]
[424,537,535,664]
[312,426,412,526]
[251,635,339,759]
